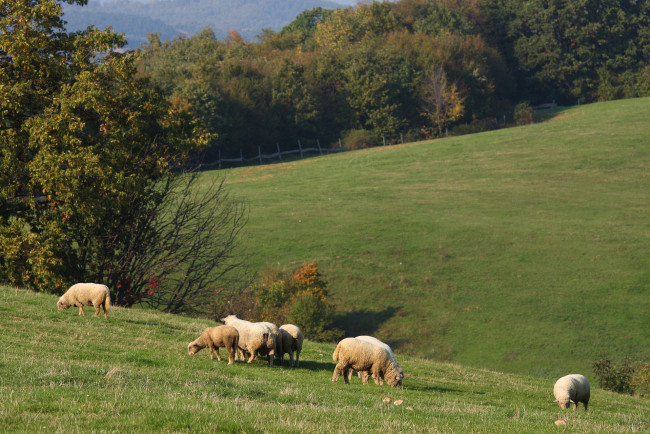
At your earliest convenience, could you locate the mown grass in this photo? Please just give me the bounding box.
[1,285,648,432]
[210,98,650,377]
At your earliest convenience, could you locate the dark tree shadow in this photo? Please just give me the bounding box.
[333,306,401,337]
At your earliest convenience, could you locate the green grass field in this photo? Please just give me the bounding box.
[211,98,650,377]
[1,285,648,432]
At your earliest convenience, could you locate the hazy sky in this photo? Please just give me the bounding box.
[96,0,365,5]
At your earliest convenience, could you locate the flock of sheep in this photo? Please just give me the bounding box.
[56,282,591,411]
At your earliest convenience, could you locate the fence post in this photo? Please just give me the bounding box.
[383,136,386,146]
[339,138,342,148]
[218,149,222,170]
[277,143,282,162]
[258,146,263,164]
[400,133,404,144]
[317,139,323,155]
[239,149,243,165]
[298,140,303,159]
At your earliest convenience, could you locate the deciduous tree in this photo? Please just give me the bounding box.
[0,0,245,314]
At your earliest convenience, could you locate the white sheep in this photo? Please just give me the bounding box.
[57,283,111,318]
[279,324,304,367]
[332,337,403,387]
[221,315,276,366]
[188,326,239,364]
[349,335,404,385]
[258,321,283,365]
[553,374,591,412]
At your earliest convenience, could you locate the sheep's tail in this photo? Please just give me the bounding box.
[333,342,341,362]
[104,286,111,312]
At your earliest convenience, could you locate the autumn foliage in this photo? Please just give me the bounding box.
[243,262,342,341]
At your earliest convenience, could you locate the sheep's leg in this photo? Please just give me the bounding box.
[227,346,235,364]
[247,351,256,364]
[371,366,382,385]
[295,350,300,367]
[102,301,108,318]
[332,363,345,383]
[94,304,101,317]
[343,367,353,384]
[78,306,85,316]
[214,347,222,362]
[288,350,294,367]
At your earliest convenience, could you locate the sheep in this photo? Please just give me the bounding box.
[332,337,403,387]
[348,335,404,385]
[258,321,283,365]
[553,374,591,412]
[57,283,111,318]
[221,315,276,366]
[188,326,239,364]
[279,324,304,367]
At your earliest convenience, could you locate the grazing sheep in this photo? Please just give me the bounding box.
[279,324,304,367]
[188,326,239,364]
[57,283,111,318]
[221,315,276,366]
[332,337,403,387]
[553,374,591,412]
[349,335,404,385]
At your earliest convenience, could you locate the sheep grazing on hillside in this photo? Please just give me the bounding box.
[553,374,591,412]
[258,321,283,365]
[57,283,111,318]
[349,335,404,385]
[332,337,403,387]
[279,324,304,367]
[188,326,239,364]
[221,315,276,366]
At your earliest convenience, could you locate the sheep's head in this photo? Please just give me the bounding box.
[385,364,403,387]
[188,342,202,356]
[57,299,69,311]
[554,399,574,409]
[220,314,237,324]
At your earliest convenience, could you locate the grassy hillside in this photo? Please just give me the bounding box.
[1,285,648,432]
[212,98,650,377]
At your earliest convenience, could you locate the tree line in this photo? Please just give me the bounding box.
[1,0,648,315]
[135,0,650,160]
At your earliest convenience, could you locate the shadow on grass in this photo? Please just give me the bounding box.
[121,318,185,332]
[289,360,337,372]
[405,384,467,394]
[333,306,401,337]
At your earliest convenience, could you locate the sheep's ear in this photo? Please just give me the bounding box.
[553,399,559,403]
[263,333,269,341]
[569,400,575,404]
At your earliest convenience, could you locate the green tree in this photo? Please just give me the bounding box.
[509,0,649,102]
[0,0,245,314]
[271,60,318,140]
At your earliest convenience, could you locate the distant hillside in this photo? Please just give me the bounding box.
[63,0,346,48]
[216,98,650,377]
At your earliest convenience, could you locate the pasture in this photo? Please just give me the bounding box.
[1,285,648,432]
[214,97,650,376]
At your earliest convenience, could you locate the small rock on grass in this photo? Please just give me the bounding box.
[554,419,567,426]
